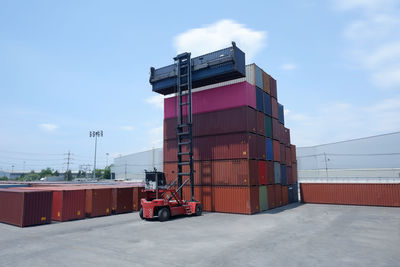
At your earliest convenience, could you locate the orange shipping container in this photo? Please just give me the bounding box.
[85,187,112,217]
[274,184,282,207]
[182,186,212,212]
[273,140,280,162]
[267,185,276,209]
[133,187,145,211]
[300,183,400,207]
[281,186,289,206]
[290,144,297,162]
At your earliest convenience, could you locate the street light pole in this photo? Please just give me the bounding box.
[90,130,103,179]
[106,153,109,167]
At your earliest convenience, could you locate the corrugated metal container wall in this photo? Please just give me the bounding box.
[274,162,281,184]
[164,106,257,140]
[212,186,259,214]
[263,93,271,116]
[258,161,267,185]
[256,87,264,112]
[256,135,266,160]
[165,160,258,186]
[266,161,275,185]
[270,77,277,99]
[271,97,278,119]
[266,138,273,161]
[300,183,400,207]
[283,128,291,145]
[182,186,212,211]
[133,187,145,211]
[285,146,292,166]
[272,118,280,141]
[280,144,286,164]
[262,71,271,94]
[278,103,284,124]
[292,163,298,183]
[115,187,133,214]
[254,64,263,89]
[281,165,287,185]
[282,186,289,206]
[49,187,85,222]
[164,133,258,162]
[256,111,265,136]
[264,116,272,138]
[164,81,256,119]
[267,185,276,209]
[273,140,280,162]
[287,166,293,185]
[0,189,52,227]
[274,184,282,207]
[259,186,268,211]
[291,145,297,162]
[85,187,112,217]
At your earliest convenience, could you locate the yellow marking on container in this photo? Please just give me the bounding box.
[41,217,46,221]
[77,210,81,216]
[57,212,61,217]
[244,179,247,183]
[106,208,110,213]
[124,206,126,209]
[243,151,247,155]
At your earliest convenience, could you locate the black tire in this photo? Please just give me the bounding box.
[195,204,203,216]
[139,208,144,220]
[158,207,170,222]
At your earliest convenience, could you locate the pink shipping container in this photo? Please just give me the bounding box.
[164,82,256,119]
[300,183,400,207]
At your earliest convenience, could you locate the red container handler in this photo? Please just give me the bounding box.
[84,187,113,217]
[30,186,85,222]
[300,183,400,207]
[164,106,257,140]
[257,160,267,185]
[0,188,52,227]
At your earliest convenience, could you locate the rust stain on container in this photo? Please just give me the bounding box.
[301,183,400,207]
[0,188,52,227]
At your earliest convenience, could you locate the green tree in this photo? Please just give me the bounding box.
[103,166,111,179]
[64,170,73,181]
[0,176,8,181]
[54,170,60,176]
[95,169,103,179]
[39,168,53,178]
[19,171,40,181]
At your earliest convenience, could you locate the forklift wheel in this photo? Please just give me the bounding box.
[139,208,144,220]
[158,207,170,222]
[195,204,203,216]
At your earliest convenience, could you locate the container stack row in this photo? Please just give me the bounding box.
[163,64,298,214]
[0,184,145,227]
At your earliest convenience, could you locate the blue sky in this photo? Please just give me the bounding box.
[1,0,399,171]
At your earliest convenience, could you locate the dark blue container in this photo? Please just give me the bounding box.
[150,42,246,95]
[280,165,287,185]
[263,93,271,116]
[278,103,284,124]
[0,184,30,188]
[288,185,294,203]
[293,183,299,202]
[256,87,264,112]
[266,138,273,161]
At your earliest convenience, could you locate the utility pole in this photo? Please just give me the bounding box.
[324,152,329,178]
[64,151,74,181]
[106,153,109,167]
[90,130,103,179]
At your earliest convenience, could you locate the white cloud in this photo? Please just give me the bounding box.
[286,96,400,146]
[281,63,297,71]
[146,95,164,110]
[174,19,267,62]
[335,0,400,88]
[121,126,134,131]
[38,123,58,132]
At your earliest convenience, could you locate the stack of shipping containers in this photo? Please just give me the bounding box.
[163,64,298,214]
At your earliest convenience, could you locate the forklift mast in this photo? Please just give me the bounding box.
[174,52,194,201]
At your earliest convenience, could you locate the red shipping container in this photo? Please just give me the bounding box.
[279,124,285,144]
[48,187,85,221]
[287,166,293,185]
[164,133,258,162]
[164,81,256,119]
[282,186,289,206]
[273,140,280,162]
[110,186,133,214]
[164,106,257,140]
[182,186,212,212]
[266,161,275,185]
[256,111,265,136]
[270,77,277,99]
[300,183,400,207]
[284,128,291,145]
[0,188,52,227]
[272,118,280,141]
[285,146,292,166]
[133,187,145,211]
[164,160,258,186]
[212,186,259,214]
[291,144,297,162]
[267,185,276,209]
[280,143,286,164]
[275,184,282,207]
[271,96,278,119]
[256,135,266,160]
[292,163,298,183]
[84,187,112,217]
[258,161,267,185]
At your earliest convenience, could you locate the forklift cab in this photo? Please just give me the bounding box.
[145,170,167,190]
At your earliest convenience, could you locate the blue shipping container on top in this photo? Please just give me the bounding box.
[266,138,273,161]
[150,42,246,95]
[0,184,30,188]
[264,93,271,116]
[278,103,285,124]
[256,87,264,112]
